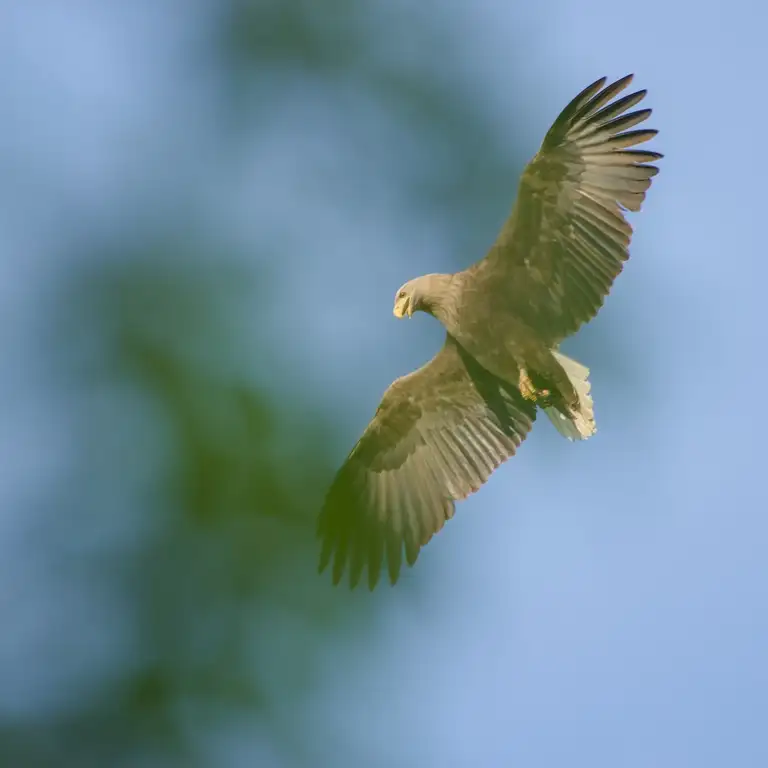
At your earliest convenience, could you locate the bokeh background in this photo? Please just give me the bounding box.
[1,2,766,766]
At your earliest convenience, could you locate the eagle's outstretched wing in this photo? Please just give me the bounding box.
[466,74,661,343]
[318,335,536,590]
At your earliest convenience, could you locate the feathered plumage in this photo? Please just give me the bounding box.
[318,75,661,589]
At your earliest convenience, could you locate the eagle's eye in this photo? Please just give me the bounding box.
[398,291,405,299]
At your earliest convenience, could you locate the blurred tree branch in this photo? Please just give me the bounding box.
[0,2,638,766]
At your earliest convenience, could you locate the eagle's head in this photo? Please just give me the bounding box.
[393,279,419,319]
[393,274,455,320]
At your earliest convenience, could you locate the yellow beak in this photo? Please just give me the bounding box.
[393,297,410,318]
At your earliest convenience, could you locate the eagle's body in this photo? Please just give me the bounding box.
[318,75,661,589]
[403,271,579,413]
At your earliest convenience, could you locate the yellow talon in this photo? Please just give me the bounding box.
[519,368,537,401]
[519,368,550,403]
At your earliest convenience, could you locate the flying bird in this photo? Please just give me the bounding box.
[318,75,661,589]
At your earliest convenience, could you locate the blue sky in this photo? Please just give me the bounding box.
[1,1,766,766]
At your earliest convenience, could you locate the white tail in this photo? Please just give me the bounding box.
[544,351,597,441]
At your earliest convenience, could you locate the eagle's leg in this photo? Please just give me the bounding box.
[518,367,550,402]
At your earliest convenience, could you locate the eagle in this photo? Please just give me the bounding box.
[318,75,660,589]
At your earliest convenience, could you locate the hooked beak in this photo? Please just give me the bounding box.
[393,296,411,319]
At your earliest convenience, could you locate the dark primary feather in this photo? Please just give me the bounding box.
[465,74,661,344]
[317,335,535,589]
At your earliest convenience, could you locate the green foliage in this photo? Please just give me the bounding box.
[0,2,634,765]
